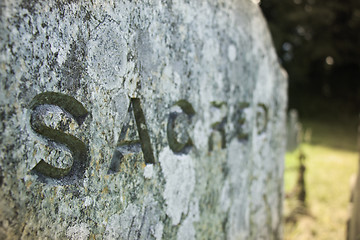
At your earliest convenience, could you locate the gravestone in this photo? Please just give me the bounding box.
[0,1,287,239]
[348,115,360,240]
[286,109,301,152]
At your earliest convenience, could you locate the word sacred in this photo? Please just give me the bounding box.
[28,92,269,182]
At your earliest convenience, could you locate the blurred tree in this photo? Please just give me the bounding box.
[261,0,360,111]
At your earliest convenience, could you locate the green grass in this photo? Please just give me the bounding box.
[284,118,359,240]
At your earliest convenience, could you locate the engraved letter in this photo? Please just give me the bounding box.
[256,103,268,134]
[208,102,227,152]
[233,102,250,141]
[29,92,89,180]
[108,98,155,173]
[167,100,195,153]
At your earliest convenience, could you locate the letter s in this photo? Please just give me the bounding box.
[29,92,89,181]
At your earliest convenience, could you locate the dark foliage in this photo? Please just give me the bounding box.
[261,0,360,113]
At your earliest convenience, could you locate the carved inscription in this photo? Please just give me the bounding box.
[167,100,195,153]
[256,103,268,134]
[234,102,250,141]
[28,92,270,183]
[108,98,155,174]
[208,102,227,152]
[29,92,89,180]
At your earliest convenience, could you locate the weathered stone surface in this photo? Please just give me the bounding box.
[0,0,287,239]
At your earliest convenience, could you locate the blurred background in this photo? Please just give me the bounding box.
[260,0,360,239]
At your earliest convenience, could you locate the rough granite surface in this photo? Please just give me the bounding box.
[0,0,287,239]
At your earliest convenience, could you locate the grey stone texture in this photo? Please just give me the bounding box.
[0,0,287,239]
